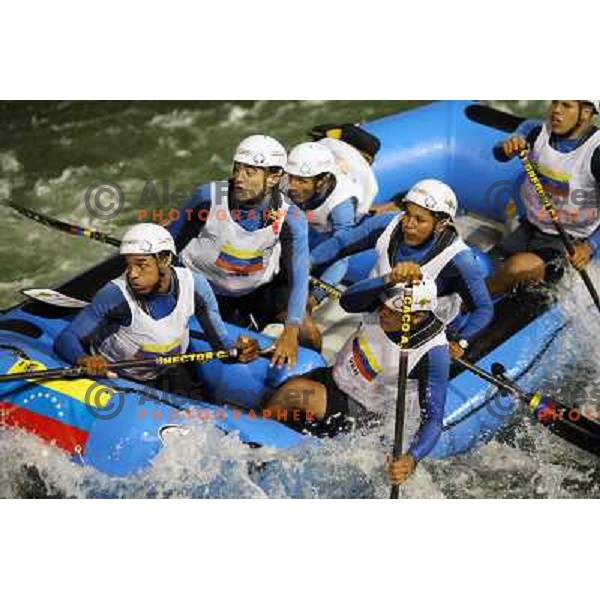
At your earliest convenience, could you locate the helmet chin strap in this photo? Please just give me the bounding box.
[152,255,171,294]
[255,168,283,205]
[259,173,270,203]
[319,173,336,197]
[434,216,452,233]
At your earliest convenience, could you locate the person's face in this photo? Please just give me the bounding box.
[378,305,427,332]
[549,101,593,136]
[287,174,319,205]
[232,162,280,203]
[125,255,160,295]
[401,202,436,246]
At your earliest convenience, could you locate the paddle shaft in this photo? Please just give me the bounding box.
[455,357,600,457]
[519,152,600,314]
[390,287,414,499]
[0,348,247,383]
[310,274,409,303]
[309,276,342,300]
[6,200,344,304]
[4,200,121,247]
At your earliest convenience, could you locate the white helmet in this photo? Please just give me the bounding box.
[233,135,287,169]
[404,178,458,219]
[120,223,176,256]
[381,276,438,313]
[286,142,336,178]
[582,101,600,114]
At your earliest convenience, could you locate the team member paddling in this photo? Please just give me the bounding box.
[489,100,600,293]
[264,277,449,485]
[54,224,258,392]
[311,179,494,358]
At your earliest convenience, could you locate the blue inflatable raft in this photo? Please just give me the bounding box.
[0,101,590,476]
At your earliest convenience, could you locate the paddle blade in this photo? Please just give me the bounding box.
[22,289,89,308]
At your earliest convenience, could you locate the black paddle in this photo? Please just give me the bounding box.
[0,346,278,384]
[390,284,414,499]
[2,199,121,247]
[456,357,600,457]
[308,276,343,300]
[4,200,342,301]
[519,151,600,314]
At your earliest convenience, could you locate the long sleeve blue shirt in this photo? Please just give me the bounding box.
[314,213,494,342]
[301,190,358,301]
[493,119,600,254]
[168,182,309,325]
[406,344,449,461]
[54,270,236,365]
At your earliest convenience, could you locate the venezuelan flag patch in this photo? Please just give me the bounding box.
[215,243,265,275]
[534,162,570,198]
[352,335,382,382]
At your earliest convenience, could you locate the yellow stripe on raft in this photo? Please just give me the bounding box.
[7,359,115,408]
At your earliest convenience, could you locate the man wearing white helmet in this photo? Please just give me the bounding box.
[309,122,380,203]
[264,276,450,485]
[286,141,370,316]
[168,134,313,366]
[54,223,258,390]
[489,100,600,293]
[311,179,493,360]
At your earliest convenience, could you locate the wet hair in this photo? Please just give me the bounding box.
[431,210,453,223]
[581,101,598,115]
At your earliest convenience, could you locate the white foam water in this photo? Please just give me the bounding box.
[2,100,599,498]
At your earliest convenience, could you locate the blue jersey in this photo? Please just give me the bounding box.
[296,185,359,302]
[54,269,235,365]
[169,182,309,325]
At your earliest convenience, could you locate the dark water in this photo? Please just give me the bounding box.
[1,100,599,498]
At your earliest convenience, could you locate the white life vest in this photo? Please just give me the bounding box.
[308,173,363,233]
[318,137,378,214]
[371,214,469,324]
[98,267,195,381]
[521,124,600,238]
[180,181,289,296]
[333,312,447,424]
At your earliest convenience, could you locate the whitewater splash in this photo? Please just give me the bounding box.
[2,100,600,498]
[2,389,599,499]
[5,274,600,499]
[0,420,388,499]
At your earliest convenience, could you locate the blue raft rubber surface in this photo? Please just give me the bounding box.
[0,101,591,477]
